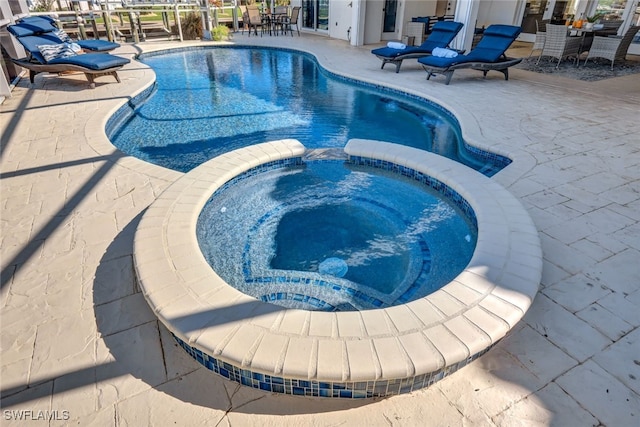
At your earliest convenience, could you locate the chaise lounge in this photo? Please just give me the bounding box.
[418,24,523,85]
[10,16,121,53]
[371,21,464,73]
[7,17,130,88]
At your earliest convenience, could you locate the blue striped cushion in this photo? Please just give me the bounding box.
[54,29,73,43]
[37,43,77,62]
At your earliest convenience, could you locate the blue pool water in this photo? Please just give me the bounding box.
[108,47,510,174]
[197,159,477,311]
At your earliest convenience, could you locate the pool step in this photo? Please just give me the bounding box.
[303,148,348,161]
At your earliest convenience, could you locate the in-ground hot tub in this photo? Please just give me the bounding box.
[196,153,478,312]
[133,139,542,398]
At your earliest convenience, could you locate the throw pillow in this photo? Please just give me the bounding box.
[54,29,74,43]
[37,43,77,62]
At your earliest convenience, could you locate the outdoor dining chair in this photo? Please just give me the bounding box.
[245,5,267,37]
[528,19,548,57]
[271,6,288,35]
[583,25,639,70]
[281,6,301,36]
[536,23,582,68]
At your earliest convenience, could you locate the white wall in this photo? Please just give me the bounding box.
[476,0,521,27]
[405,0,438,19]
[362,0,440,45]
[364,0,384,43]
[329,0,353,40]
[288,0,351,41]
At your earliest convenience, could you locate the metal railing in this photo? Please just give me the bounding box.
[30,0,242,43]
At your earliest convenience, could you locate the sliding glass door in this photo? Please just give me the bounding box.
[383,0,398,33]
[521,0,549,34]
[302,0,329,31]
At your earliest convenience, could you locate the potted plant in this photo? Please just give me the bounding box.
[180,12,203,40]
[211,24,230,41]
[585,13,603,30]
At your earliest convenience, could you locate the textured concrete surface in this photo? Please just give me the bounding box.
[1,32,639,426]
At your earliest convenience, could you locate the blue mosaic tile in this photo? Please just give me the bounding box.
[346,155,477,228]
[173,334,498,399]
[105,83,157,138]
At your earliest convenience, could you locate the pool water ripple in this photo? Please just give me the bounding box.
[108,47,510,174]
[197,160,476,310]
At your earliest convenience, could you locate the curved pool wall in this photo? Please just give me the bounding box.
[134,139,542,399]
[106,46,512,176]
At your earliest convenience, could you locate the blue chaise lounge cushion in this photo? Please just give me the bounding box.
[75,39,120,52]
[418,24,521,68]
[47,53,130,70]
[9,16,121,53]
[371,21,464,58]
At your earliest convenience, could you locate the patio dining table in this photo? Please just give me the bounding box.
[568,26,596,54]
[261,12,289,36]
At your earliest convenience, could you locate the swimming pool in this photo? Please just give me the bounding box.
[127,46,540,399]
[133,138,542,398]
[107,47,510,175]
[197,158,477,311]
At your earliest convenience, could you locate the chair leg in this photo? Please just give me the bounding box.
[84,73,96,89]
[444,71,454,85]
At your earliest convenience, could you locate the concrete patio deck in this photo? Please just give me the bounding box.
[1,32,638,426]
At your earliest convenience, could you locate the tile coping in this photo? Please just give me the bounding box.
[133,138,542,396]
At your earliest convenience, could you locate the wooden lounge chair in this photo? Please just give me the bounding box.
[418,24,523,85]
[7,19,130,88]
[371,21,464,73]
